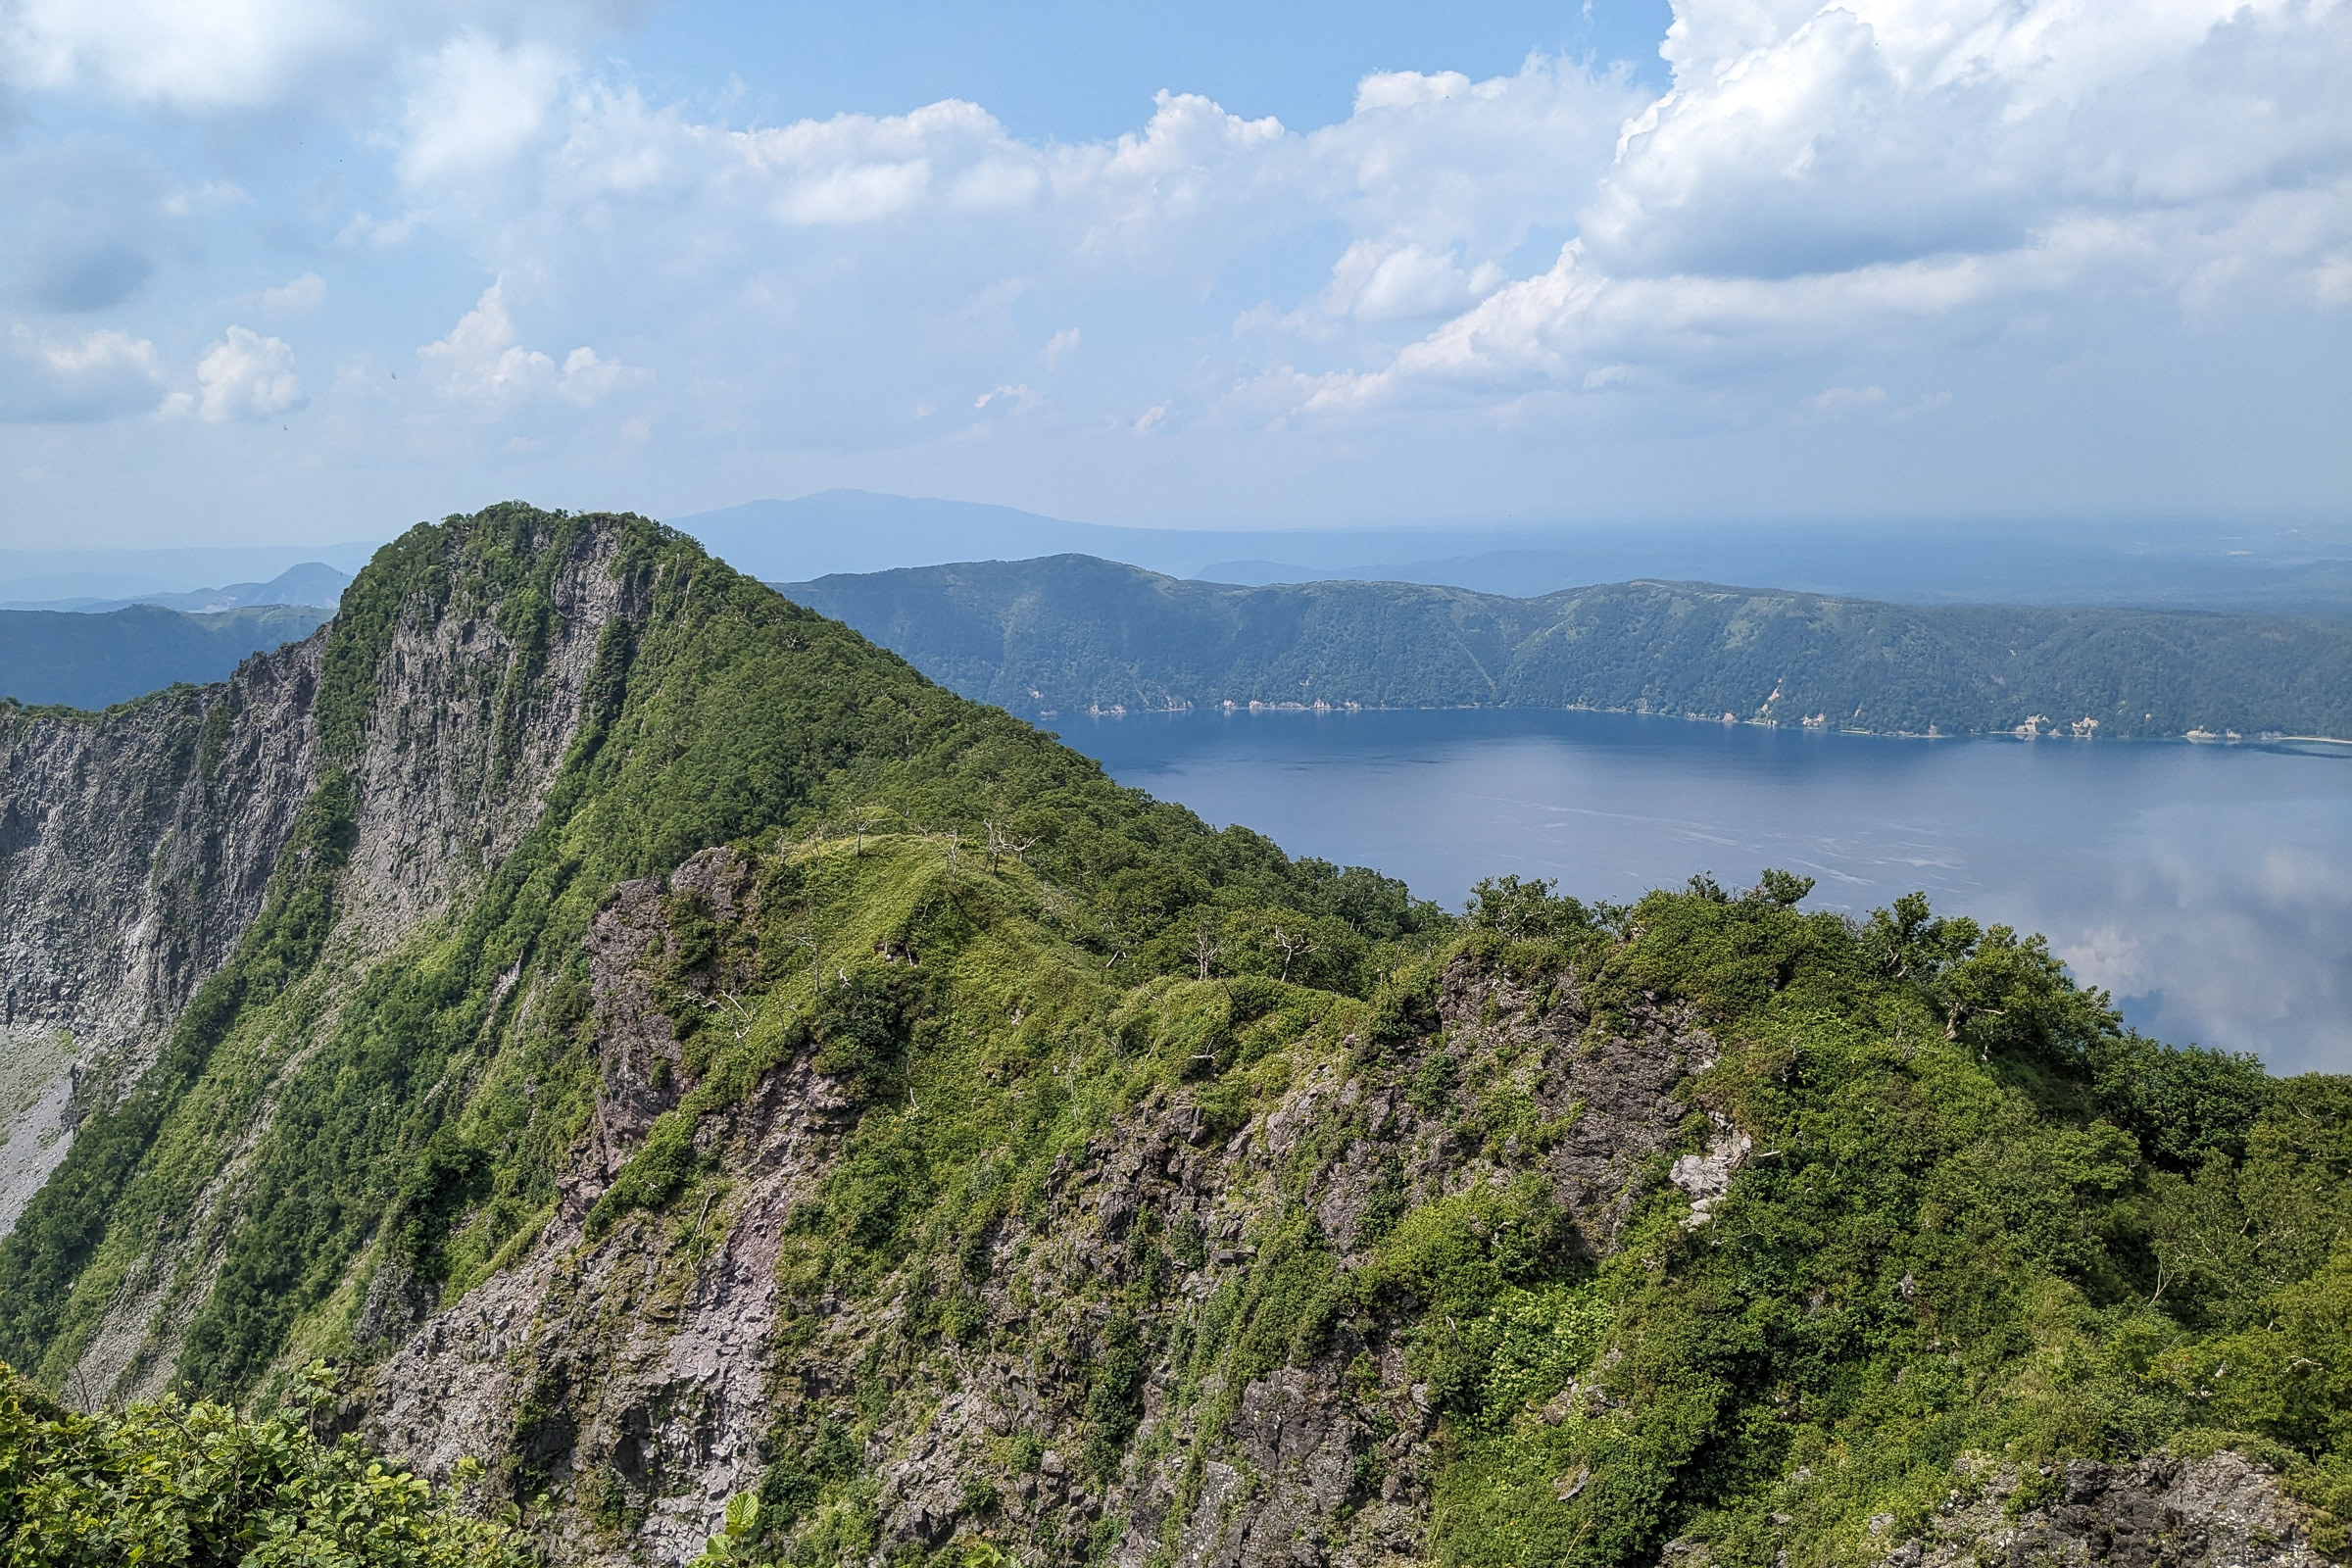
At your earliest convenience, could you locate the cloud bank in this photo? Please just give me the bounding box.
[0,0,2343,535]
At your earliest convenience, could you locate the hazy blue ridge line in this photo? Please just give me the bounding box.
[0,604,334,710]
[772,556,2352,742]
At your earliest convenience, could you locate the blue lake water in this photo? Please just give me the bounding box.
[1061,709,2352,1075]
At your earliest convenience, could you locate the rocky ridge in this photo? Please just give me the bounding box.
[349,844,1709,1565]
[0,513,638,1398]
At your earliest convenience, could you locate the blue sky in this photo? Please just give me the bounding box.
[1,0,2346,548]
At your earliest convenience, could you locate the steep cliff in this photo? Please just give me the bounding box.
[1,634,326,1235]
[0,508,2341,1568]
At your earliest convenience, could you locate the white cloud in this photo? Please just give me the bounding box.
[0,323,162,420]
[1285,0,2352,414]
[1805,385,1886,416]
[1325,241,1506,322]
[416,279,642,414]
[187,325,304,419]
[973,383,1037,414]
[260,271,327,314]
[7,0,2343,525]
[0,0,632,111]
[396,32,571,189]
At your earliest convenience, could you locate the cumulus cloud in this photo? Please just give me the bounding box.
[396,32,571,189]
[260,271,327,314]
[4,0,2344,518]
[0,323,162,420]
[184,326,304,419]
[0,0,633,111]
[1294,0,2352,413]
[367,3,2345,440]
[1325,241,1506,322]
[416,279,643,414]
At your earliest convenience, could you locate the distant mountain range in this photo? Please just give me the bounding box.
[0,603,333,710]
[0,544,373,608]
[779,553,2352,742]
[683,490,2352,615]
[1,562,351,614]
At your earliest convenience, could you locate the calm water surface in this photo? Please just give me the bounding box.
[1063,710,2352,1074]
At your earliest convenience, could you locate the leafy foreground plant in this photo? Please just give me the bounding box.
[0,1360,527,1566]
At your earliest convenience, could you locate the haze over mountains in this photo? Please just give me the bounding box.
[14,492,2350,726]
[0,562,351,615]
[0,604,337,710]
[0,563,350,709]
[682,493,2352,617]
[0,546,373,611]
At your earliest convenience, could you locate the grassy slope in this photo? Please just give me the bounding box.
[778,555,2352,739]
[0,509,2342,1567]
[546,825,2352,1567]
[0,602,331,710]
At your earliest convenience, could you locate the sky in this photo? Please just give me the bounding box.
[1,0,2346,548]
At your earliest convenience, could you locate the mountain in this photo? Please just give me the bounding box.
[2,560,353,614]
[1197,548,2352,617]
[0,508,2343,1568]
[0,541,377,609]
[0,602,336,709]
[674,492,2352,615]
[777,555,2352,741]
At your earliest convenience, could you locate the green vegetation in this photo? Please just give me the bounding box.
[1388,885,2352,1568]
[0,505,1440,1409]
[542,819,2350,1568]
[0,507,2341,1567]
[780,554,2352,740]
[0,1360,527,1565]
[0,602,330,710]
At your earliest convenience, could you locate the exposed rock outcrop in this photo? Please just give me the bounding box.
[0,643,324,1233]
[1873,1452,2328,1568]
[0,514,648,1399]
[347,865,1711,1566]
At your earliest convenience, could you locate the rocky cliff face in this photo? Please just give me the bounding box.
[1861,1451,2330,1568]
[0,512,638,1396]
[0,640,324,1233]
[349,848,1711,1565]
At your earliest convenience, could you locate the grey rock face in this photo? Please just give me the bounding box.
[1874,1452,2327,1568]
[0,516,646,1401]
[0,639,325,1234]
[341,918,1715,1566]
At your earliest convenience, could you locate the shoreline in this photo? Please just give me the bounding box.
[1032,701,2352,748]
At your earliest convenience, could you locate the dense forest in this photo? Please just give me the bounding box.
[0,510,2341,1566]
[780,555,2352,741]
[0,602,332,709]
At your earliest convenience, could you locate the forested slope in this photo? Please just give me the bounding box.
[0,601,332,709]
[0,510,2340,1568]
[779,555,2352,740]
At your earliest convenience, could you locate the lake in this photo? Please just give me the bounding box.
[1062,709,2352,1075]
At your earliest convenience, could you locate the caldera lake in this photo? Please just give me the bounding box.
[1062,708,2352,1075]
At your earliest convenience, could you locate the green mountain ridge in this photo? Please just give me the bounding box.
[0,508,2342,1568]
[776,555,2352,741]
[0,600,335,710]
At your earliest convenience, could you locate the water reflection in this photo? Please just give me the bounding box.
[1065,710,2352,1074]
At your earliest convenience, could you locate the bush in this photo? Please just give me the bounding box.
[0,1360,526,1566]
